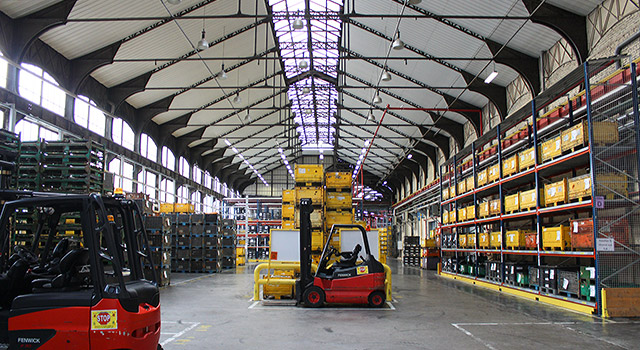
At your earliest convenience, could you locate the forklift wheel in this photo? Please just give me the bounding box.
[303,286,325,308]
[368,291,386,308]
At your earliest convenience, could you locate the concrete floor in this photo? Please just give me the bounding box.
[159,260,639,349]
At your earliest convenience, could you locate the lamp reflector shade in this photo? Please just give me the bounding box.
[484,71,498,84]
[197,30,208,50]
[373,94,382,104]
[302,87,311,94]
[381,71,391,81]
[292,18,304,30]
[392,38,405,50]
[367,111,376,123]
[298,60,309,70]
[232,94,241,104]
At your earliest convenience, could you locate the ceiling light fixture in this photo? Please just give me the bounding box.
[381,70,392,82]
[218,64,227,80]
[392,31,405,50]
[233,93,241,104]
[367,109,376,123]
[484,61,498,84]
[302,87,311,94]
[292,18,304,30]
[373,92,382,104]
[407,154,413,159]
[197,7,208,50]
[298,59,309,70]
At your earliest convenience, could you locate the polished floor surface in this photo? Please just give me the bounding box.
[159,260,638,349]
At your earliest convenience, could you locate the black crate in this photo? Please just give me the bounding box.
[222,237,235,247]
[558,269,580,295]
[221,257,235,267]
[148,234,163,247]
[190,260,203,271]
[504,263,527,285]
[204,224,218,235]
[191,224,205,235]
[541,266,558,293]
[176,236,189,247]
[173,259,189,271]
[529,266,539,287]
[485,261,502,281]
[175,249,190,260]
[221,219,235,227]
[144,216,167,230]
[203,248,218,259]
[191,213,205,224]
[405,236,420,245]
[176,225,190,235]
[204,236,220,247]
[222,247,234,257]
[221,228,235,236]
[191,248,203,259]
[190,236,203,247]
[204,259,220,271]
[178,214,190,224]
[204,213,218,224]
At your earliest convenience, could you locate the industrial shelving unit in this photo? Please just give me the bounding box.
[438,58,640,316]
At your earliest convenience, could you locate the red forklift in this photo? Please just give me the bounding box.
[295,198,386,308]
[0,191,162,349]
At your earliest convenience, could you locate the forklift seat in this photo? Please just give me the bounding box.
[0,259,30,309]
[31,248,89,292]
[334,244,362,269]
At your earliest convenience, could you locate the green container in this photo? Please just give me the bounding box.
[516,272,529,285]
[580,266,595,280]
[580,280,596,298]
[477,266,486,277]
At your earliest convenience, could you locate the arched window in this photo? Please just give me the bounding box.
[162,146,175,171]
[179,157,190,178]
[139,133,157,161]
[108,157,134,192]
[0,52,7,89]
[192,164,202,184]
[191,191,202,212]
[204,171,212,188]
[112,118,134,151]
[18,63,65,116]
[160,177,175,203]
[203,195,214,212]
[177,186,189,204]
[137,169,157,199]
[74,95,105,136]
[15,119,58,141]
[214,177,221,193]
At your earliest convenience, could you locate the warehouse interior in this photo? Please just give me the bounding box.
[0,0,639,349]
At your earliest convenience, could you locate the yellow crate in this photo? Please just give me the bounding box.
[467,233,476,247]
[236,247,245,256]
[325,172,351,188]
[325,210,352,229]
[449,186,456,198]
[466,176,475,191]
[294,164,324,183]
[519,146,536,170]
[542,225,570,250]
[490,231,502,248]
[311,231,323,251]
[457,180,466,195]
[478,232,490,248]
[442,210,449,224]
[174,203,194,213]
[296,187,324,204]
[450,209,457,223]
[477,168,488,187]
[504,193,520,214]
[597,173,628,198]
[442,188,449,200]
[540,135,562,162]
[466,205,475,220]
[502,154,519,177]
[458,207,467,222]
[295,210,323,228]
[519,188,541,211]
[423,239,437,248]
[282,220,295,229]
[159,203,174,213]
[568,174,591,201]
[263,270,295,298]
[282,204,295,218]
[478,202,489,218]
[489,199,501,216]
[282,189,296,204]
[488,164,500,183]
[506,230,530,249]
[325,192,352,209]
[459,234,467,247]
[561,120,620,152]
[236,256,246,266]
[544,178,568,207]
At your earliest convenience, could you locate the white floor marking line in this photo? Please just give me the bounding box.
[454,322,577,326]
[160,322,200,347]
[386,301,396,310]
[452,324,498,350]
[248,301,260,309]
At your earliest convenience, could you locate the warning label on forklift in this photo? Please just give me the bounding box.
[357,266,368,275]
[91,310,118,330]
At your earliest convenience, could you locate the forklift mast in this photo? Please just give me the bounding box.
[298,198,313,287]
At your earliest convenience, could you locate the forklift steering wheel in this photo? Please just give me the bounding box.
[15,246,38,265]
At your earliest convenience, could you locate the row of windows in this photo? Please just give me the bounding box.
[0,57,241,199]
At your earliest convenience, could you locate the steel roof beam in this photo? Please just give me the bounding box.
[389,0,541,95]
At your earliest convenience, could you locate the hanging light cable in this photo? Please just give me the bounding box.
[197,7,208,50]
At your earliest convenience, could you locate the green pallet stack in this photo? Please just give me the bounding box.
[144,215,172,287]
[0,129,20,189]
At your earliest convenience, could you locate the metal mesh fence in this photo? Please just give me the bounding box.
[587,59,640,289]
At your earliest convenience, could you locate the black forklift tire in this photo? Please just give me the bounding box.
[303,286,325,308]
[368,291,386,308]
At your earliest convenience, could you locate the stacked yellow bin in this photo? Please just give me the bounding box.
[281,189,296,229]
[325,171,353,249]
[295,165,326,259]
[378,227,388,264]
